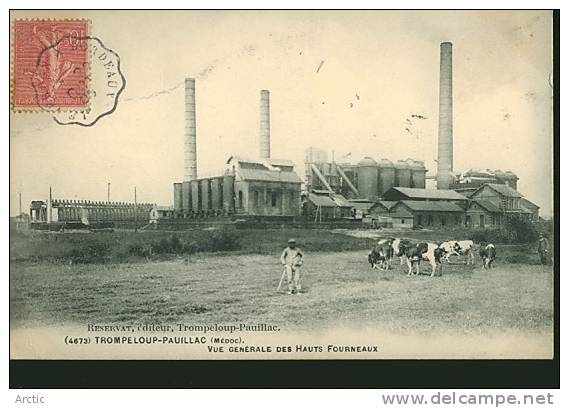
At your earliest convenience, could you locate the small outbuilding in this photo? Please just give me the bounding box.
[466,199,503,228]
[348,199,387,219]
[305,190,353,220]
[389,200,465,228]
[150,205,176,223]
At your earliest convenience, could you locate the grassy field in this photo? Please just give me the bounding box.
[9,227,377,263]
[10,229,553,335]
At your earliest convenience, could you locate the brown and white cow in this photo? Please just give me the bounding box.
[405,242,445,277]
[368,240,394,270]
[479,243,496,269]
[391,238,413,266]
[440,240,475,265]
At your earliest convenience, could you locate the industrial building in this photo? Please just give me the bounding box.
[305,150,427,201]
[299,41,540,226]
[172,80,303,219]
[30,199,154,229]
[173,156,302,217]
[25,41,541,230]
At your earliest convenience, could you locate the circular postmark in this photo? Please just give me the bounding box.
[33,35,126,127]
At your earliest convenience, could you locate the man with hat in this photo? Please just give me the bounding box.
[280,238,304,295]
[537,233,550,265]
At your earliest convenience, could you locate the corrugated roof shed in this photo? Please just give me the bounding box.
[330,194,352,207]
[308,193,352,208]
[453,187,479,198]
[397,200,465,212]
[308,194,337,207]
[481,183,523,198]
[387,187,468,200]
[470,199,502,213]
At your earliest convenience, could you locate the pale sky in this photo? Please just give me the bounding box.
[10,10,554,217]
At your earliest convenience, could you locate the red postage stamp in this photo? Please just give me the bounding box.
[12,20,90,110]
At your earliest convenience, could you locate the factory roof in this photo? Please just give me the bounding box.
[308,193,352,208]
[267,158,295,168]
[226,156,295,168]
[474,183,523,198]
[226,155,302,183]
[385,187,469,201]
[395,200,465,213]
[469,199,502,213]
[405,158,426,170]
[464,169,518,179]
[394,160,411,169]
[358,157,377,166]
[237,168,302,184]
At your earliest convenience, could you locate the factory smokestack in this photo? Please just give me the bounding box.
[184,78,197,181]
[259,89,271,159]
[437,42,453,189]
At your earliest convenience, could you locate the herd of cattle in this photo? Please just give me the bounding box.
[367,238,497,277]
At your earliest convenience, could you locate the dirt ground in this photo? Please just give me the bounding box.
[10,249,554,336]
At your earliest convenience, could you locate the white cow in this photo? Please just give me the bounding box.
[440,240,475,265]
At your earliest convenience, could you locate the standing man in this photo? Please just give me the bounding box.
[537,233,550,265]
[280,238,304,295]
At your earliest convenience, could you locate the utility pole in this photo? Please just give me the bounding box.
[47,186,52,223]
[107,182,111,203]
[19,192,22,217]
[134,186,138,232]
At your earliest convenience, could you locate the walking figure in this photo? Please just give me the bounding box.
[280,238,304,295]
[538,233,550,265]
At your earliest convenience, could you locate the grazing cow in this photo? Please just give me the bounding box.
[404,242,428,276]
[440,240,475,265]
[405,242,445,277]
[479,243,496,269]
[368,241,394,270]
[391,238,413,265]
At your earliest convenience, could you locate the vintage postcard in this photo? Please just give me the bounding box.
[9,10,555,360]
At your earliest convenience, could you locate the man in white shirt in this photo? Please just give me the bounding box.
[280,238,304,295]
